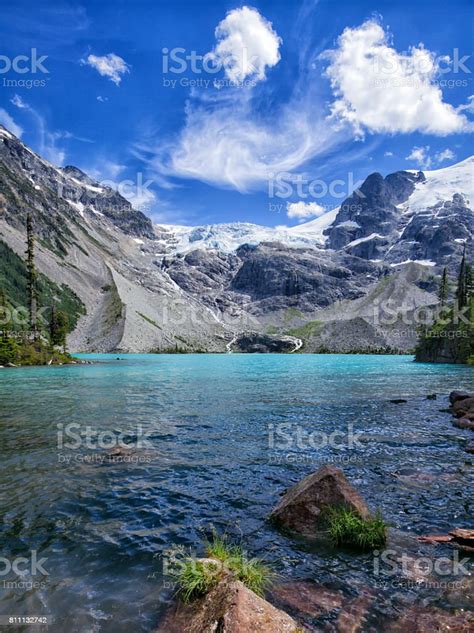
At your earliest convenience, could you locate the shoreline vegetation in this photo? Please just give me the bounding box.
[415,246,474,365]
[0,213,82,367]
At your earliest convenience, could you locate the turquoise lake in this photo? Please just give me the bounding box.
[0,354,473,631]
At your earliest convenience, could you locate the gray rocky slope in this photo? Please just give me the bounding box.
[0,124,472,353]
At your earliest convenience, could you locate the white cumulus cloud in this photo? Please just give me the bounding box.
[84,53,130,85]
[322,20,472,136]
[207,5,281,83]
[405,146,456,169]
[286,201,327,220]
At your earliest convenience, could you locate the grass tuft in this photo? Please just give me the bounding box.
[176,558,222,603]
[175,533,275,603]
[326,507,387,551]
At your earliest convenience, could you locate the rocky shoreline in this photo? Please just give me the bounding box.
[156,400,474,632]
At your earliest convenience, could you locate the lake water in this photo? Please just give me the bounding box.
[0,354,472,631]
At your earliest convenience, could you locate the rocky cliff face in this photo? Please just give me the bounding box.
[0,123,472,353]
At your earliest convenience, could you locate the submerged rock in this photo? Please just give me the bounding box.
[272,580,343,617]
[156,576,300,632]
[390,399,407,404]
[269,464,370,536]
[385,604,474,632]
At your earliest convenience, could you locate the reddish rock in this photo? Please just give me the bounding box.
[417,535,453,544]
[453,417,474,430]
[449,390,473,405]
[156,577,300,633]
[453,397,474,417]
[269,465,370,536]
[385,605,474,632]
[272,581,343,618]
[336,590,375,633]
[448,528,474,551]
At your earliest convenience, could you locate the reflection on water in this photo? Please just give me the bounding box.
[0,354,472,631]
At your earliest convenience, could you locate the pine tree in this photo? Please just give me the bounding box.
[438,267,449,307]
[466,264,473,299]
[49,304,58,346]
[26,213,38,336]
[0,288,11,342]
[51,310,69,353]
[456,244,467,309]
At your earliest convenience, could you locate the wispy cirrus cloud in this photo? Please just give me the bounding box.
[9,94,94,165]
[0,109,23,137]
[148,10,472,194]
[151,6,348,191]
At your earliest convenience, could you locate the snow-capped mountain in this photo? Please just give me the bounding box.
[0,122,472,354]
[151,156,472,270]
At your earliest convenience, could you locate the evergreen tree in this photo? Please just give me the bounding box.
[51,310,69,353]
[466,263,473,299]
[0,288,11,342]
[438,267,449,307]
[25,213,38,335]
[49,305,58,346]
[456,243,468,308]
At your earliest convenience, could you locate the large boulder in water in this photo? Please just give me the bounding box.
[156,576,299,632]
[453,397,474,418]
[269,464,370,536]
[449,390,473,405]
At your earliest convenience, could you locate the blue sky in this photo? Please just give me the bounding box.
[0,0,472,227]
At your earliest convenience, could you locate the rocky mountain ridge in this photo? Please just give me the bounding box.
[0,123,472,353]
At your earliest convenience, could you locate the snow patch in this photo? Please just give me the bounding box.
[336,220,361,229]
[390,259,436,267]
[345,233,385,248]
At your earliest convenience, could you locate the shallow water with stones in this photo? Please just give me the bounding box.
[0,354,472,631]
